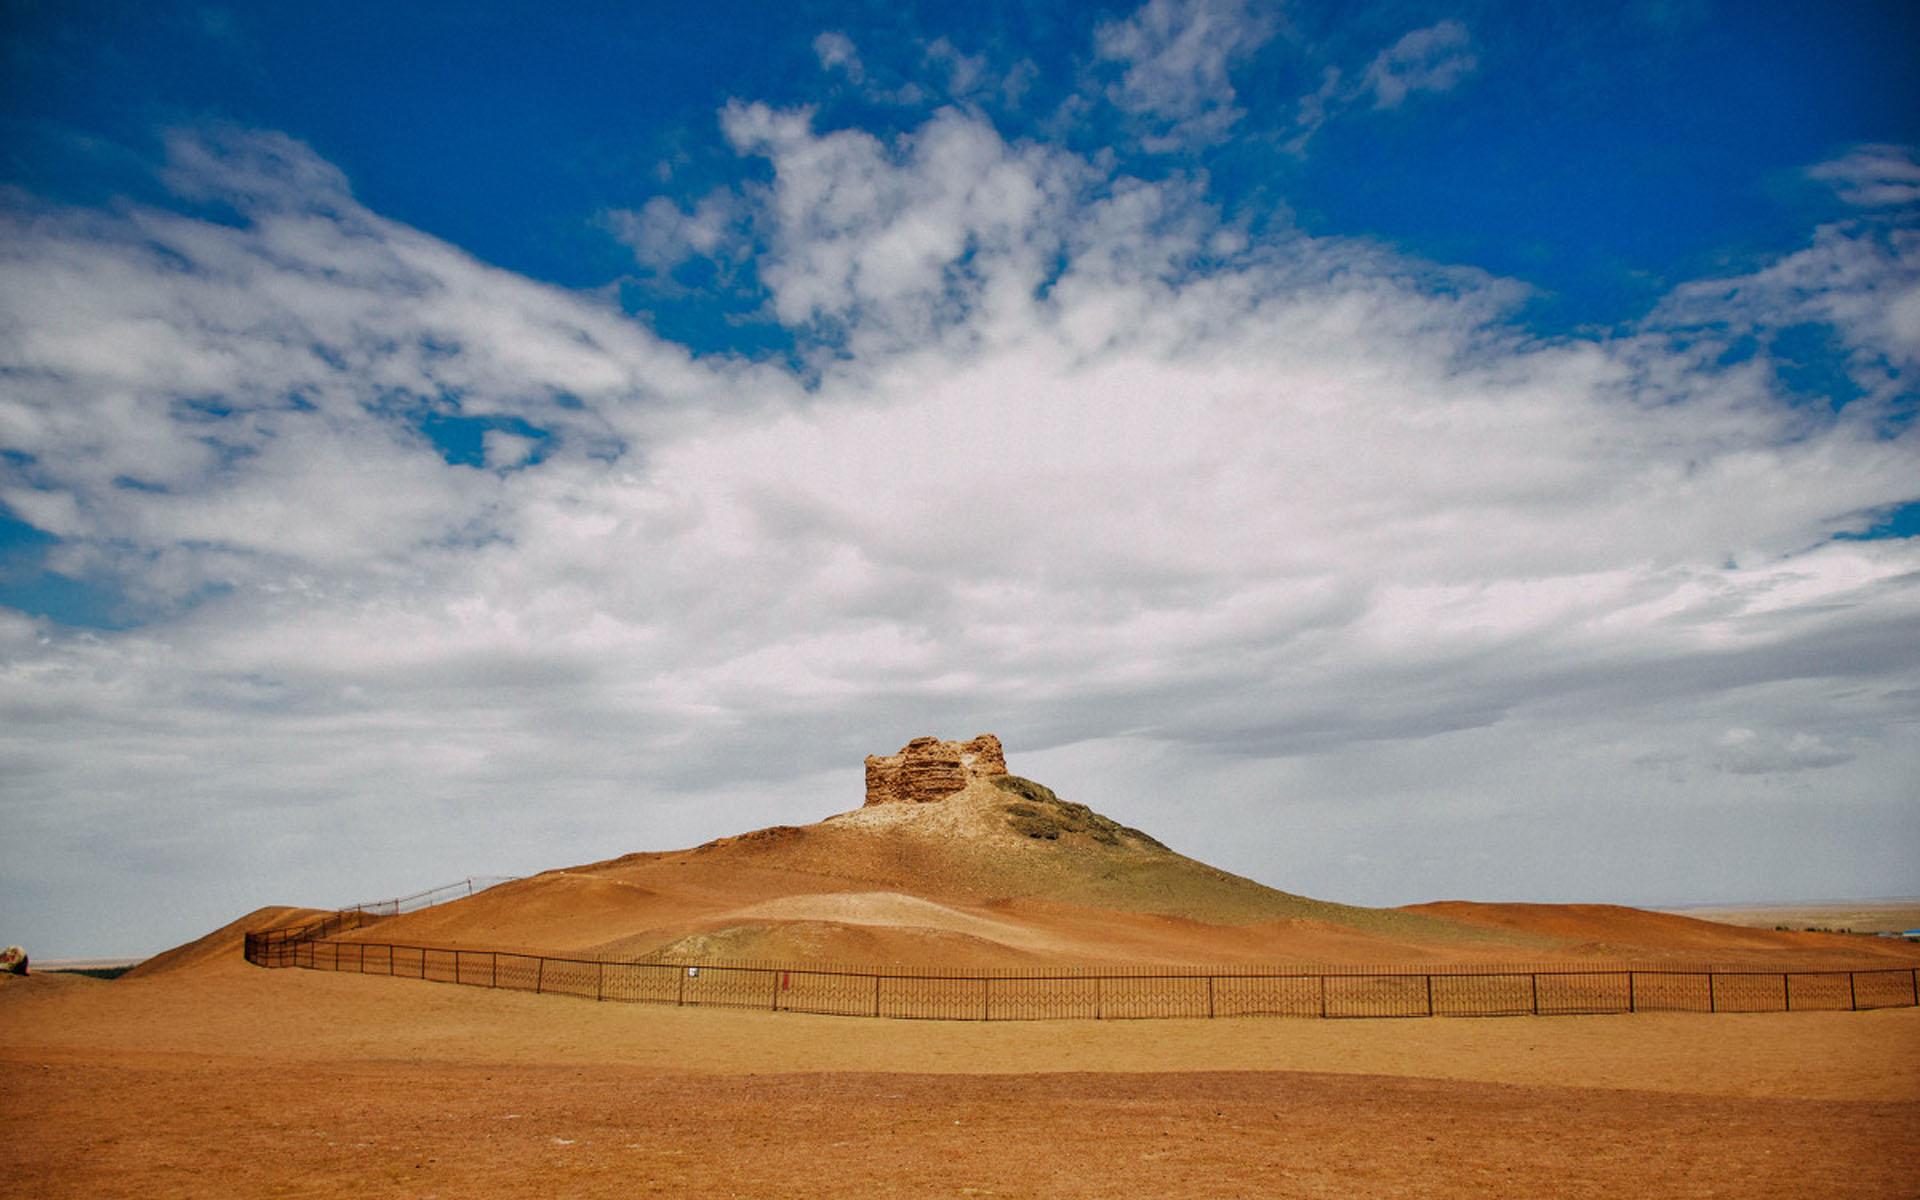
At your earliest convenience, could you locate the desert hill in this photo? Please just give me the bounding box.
[338,765,1494,967]
[288,735,1920,972]
[1397,901,1910,960]
[124,905,332,980]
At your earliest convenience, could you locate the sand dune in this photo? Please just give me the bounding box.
[123,905,330,980]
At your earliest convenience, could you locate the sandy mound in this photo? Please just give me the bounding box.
[708,891,1057,948]
[318,773,1496,967]
[1402,902,1920,966]
[640,919,1061,967]
[125,906,330,980]
[0,970,105,992]
[158,762,1920,975]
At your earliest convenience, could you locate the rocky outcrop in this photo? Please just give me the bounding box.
[864,734,1008,806]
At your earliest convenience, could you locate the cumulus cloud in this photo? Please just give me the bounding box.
[4,112,1919,953]
[809,29,925,106]
[813,31,864,82]
[0,128,788,609]
[1807,144,1920,209]
[1653,201,1920,400]
[713,102,1083,345]
[1281,21,1478,154]
[606,189,749,274]
[1712,728,1855,776]
[1093,0,1278,151]
[925,36,1037,109]
[1359,19,1477,109]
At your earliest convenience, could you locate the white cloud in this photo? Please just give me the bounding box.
[1359,19,1477,110]
[1093,0,1278,151]
[812,31,864,82]
[606,190,747,273]
[809,29,925,106]
[0,129,785,606]
[4,119,1919,955]
[925,36,1036,109]
[1712,727,1855,776]
[1279,21,1478,154]
[715,102,1082,346]
[1652,213,1920,400]
[482,429,542,470]
[1282,65,1344,156]
[1807,144,1920,209]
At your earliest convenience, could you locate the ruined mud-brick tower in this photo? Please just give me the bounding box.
[863,734,1008,806]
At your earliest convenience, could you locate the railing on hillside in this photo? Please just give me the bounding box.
[242,926,1920,1021]
[251,877,521,950]
[343,876,520,919]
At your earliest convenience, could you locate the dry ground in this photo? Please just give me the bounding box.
[5,960,1918,1198]
[1662,900,1920,936]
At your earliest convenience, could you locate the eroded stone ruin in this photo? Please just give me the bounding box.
[864,734,1008,806]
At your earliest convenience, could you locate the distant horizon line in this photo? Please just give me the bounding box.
[1653,896,1920,912]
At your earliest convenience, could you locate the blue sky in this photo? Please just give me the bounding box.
[2,0,1917,955]
[9,1,1915,342]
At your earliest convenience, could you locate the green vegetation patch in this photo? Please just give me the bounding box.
[991,775,1167,850]
[49,966,132,980]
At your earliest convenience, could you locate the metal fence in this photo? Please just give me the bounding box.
[341,876,520,919]
[243,925,1920,1021]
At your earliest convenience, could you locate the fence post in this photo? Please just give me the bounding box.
[1627,971,1635,1013]
[1911,969,1917,1008]
[1782,973,1791,1012]
[536,957,545,995]
[1530,974,1538,1016]
[1425,974,1433,1017]
[769,969,779,1012]
[981,977,991,1022]
[1848,971,1856,1010]
[491,951,498,989]
[598,960,606,1003]
[1207,975,1216,1019]
[677,968,685,1006]
[1318,975,1327,1019]
[455,949,462,985]
[1707,973,1716,1013]
[1095,975,1102,1020]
